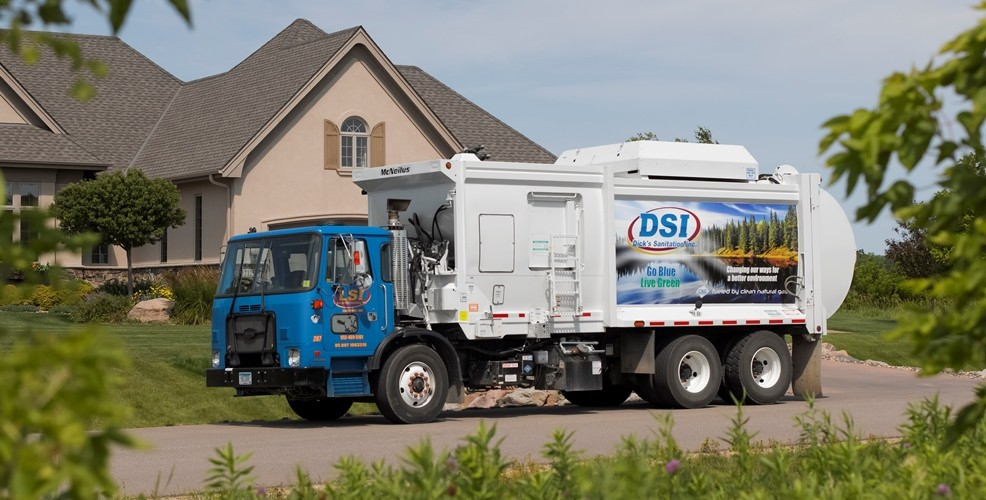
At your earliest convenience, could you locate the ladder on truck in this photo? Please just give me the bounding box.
[548,235,582,316]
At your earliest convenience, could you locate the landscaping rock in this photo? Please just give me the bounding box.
[500,388,549,407]
[128,298,174,323]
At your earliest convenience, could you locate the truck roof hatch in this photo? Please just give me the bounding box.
[555,140,759,182]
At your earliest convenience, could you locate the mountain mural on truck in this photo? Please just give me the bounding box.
[615,200,799,305]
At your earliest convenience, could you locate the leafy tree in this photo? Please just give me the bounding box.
[884,219,948,279]
[819,2,986,438]
[0,0,191,100]
[50,169,186,295]
[627,126,718,143]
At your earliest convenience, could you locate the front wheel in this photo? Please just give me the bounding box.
[721,331,792,405]
[375,344,449,424]
[653,335,721,408]
[287,397,353,421]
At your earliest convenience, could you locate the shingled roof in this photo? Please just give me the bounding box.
[1,20,555,178]
[0,124,105,165]
[0,32,180,168]
[133,22,360,179]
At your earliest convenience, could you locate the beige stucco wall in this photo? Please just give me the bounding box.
[0,92,26,124]
[128,179,228,267]
[233,53,445,236]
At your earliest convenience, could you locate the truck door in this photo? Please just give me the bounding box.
[324,236,388,358]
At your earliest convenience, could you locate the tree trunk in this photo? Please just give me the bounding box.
[126,247,134,297]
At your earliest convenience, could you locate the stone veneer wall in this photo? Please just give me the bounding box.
[63,264,220,287]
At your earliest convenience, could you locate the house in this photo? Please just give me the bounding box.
[0,20,555,274]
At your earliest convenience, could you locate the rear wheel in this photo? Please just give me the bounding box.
[722,331,791,405]
[286,397,353,421]
[562,379,634,407]
[375,344,448,424]
[653,335,721,408]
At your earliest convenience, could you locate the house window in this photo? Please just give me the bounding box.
[340,117,369,168]
[20,183,39,207]
[91,243,109,264]
[160,229,168,263]
[3,182,12,206]
[194,195,202,261]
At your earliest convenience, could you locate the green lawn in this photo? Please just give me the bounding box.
[0,312,375,429]
[828,306,985,371]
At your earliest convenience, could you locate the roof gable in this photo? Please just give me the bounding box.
[0,32,181,168]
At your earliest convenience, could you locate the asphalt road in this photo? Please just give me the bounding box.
[111,359,983,497]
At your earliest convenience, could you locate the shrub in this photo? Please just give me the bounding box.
[70,292,133,324]
[163,268,218,325]
[57,280,95,306]
[0,284,20,306]
[0,304,39,313]
[30,285,59,311]
[48,304,76,315]
[97,278,154,297]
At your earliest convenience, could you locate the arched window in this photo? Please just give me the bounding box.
[340,116,369,168]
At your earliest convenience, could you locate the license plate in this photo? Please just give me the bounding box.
[238,371,252,385]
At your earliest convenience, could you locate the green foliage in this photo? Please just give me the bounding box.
[205,443,256,498]
[0,0,191,101]
[843,251,909,308]
[0,303,38,312]
[0,328,135,498]
[819,2,986,435]
[268,399,984,499]
[163,267,218,325]
[627,126,718,143]
[50,169,186,295]
[70,291,133,323]
[29,284,58,310]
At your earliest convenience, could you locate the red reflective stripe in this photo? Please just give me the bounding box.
[768,319,784,324]
[698,320,714,326]
[746,320,761,325]
[519,313,526,318]
[582,312,591,317]
[792,318,806,324]
[673,320,690,326]
[722,320,738,325]
[649,321,665,326]
[491,313,509,319]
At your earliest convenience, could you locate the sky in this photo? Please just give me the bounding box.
[50,0,982,253]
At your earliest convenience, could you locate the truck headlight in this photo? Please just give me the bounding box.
[212,350,221,368]
[288,348,301,367]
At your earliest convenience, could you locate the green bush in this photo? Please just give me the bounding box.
[204,397,983,499]
[29,285,59,311]
[163,267,218,325]
[70,292,133,324]
[0,304,39,313]
[48,304,76,315]
[0,328,135,497]
[57,280,94,306]
[0,284,21,306]
[97,278,154,297]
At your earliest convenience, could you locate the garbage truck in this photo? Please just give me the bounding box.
[206,140,856,424]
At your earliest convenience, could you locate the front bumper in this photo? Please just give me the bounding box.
[206,367,326,389]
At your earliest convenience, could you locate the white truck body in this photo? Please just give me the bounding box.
[354,141,855,341]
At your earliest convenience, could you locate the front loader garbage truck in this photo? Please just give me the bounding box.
[206,140,856,424]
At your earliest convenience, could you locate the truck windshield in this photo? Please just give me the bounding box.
[217,234,321,296]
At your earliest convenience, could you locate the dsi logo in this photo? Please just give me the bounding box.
[626,207,701,254]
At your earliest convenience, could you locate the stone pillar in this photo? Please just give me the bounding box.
[791,334,823,398]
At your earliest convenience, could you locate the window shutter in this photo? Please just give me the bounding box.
[370,122,386,167]
[324,119,340,170]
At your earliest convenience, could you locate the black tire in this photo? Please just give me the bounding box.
[375,344,448,424]
[716,335,741,403]
[286,397,353,421]
[722,331,792,405]
[562,379,634,407]
[632,373,669,407]
[653,335,721,408]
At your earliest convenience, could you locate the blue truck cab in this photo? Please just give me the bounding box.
[206,225,404,420]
